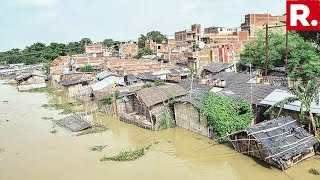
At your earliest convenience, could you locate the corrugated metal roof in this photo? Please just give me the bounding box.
[96,71,119,80]
[91,76,124,91]
[260,89,320,114]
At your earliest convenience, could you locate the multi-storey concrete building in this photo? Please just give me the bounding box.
[175,24,201,47]
[241,13,286,36]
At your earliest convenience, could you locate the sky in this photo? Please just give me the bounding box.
[0,0,285,51]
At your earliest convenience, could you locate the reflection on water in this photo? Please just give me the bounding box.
[0,81,319,180]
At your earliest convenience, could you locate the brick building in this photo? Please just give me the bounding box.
[145,40,169,56]
[175,24,201,47]
[104,59,176,75]
[188,45,238,72]
[119,42,139,58]
[201,27,249,64]
[85,43,104,57]
[241,13,286,36]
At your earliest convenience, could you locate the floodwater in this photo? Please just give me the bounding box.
[0,81,319,180]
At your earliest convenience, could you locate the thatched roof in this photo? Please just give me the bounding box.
[202,62,234,74]
[55,115,92,132]
[136,72,159,81]
[15,72,46,81]
[175,80,212,108]
[212,72,255,87]
[136,84,187,108]
[61,78,91,86]
[230,117,318,169]
[217,83,287,105]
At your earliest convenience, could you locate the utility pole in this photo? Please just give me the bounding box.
[265,24,269,76]
[285,30,288,68]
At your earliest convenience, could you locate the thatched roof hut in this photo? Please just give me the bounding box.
[136,84,187,108]
[201,62,234,78]
[55,115,92,132]
[121,84,187,130]
[229,117,318,170]
[173,84,212,137]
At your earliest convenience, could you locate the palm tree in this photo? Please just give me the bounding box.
[265,80,319,138]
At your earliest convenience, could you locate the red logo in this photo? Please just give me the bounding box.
[286,0,320,30]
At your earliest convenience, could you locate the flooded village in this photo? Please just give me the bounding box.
[1,2,320,179]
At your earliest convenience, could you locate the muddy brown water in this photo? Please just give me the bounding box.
[0,81,319,180]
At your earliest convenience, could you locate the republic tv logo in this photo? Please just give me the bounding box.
[286,0,320,30]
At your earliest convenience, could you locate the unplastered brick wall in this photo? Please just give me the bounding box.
[104,59,176,75]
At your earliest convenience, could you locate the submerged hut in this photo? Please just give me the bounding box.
[15,72,46,91]
[55,115,92,132]
[60,74,93,97]
[173,82,212,138]
[121,84,187,130]
[229,117,318,170]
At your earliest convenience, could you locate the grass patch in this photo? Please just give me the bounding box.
[76,125,108,136]
[309,168,320,175]
[89,145,108,152]
[100,144,151,162]
[22,87,54,94]
[42,102,81,114]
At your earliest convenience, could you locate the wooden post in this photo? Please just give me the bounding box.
[265,24,269,76]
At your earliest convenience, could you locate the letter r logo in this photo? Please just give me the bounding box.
[287,0,320,31]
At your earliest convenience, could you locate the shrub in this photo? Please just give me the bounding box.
[200,93,253,142]
[77,125,108,136]
[100,145,151,162]
[154,80,165,86]
[309,168,320,175]
[79,65,94,72]
[155,104,175,130]
[143,83,153,88]
[42,102,81,114]
[102,96,112,105]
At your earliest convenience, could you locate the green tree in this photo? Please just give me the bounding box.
[264,80,319,139]
[200,93,253,142]
[103,39,115,48]
[137,47,154,58]
[138,31,167,48]
[240,31,320,82]
[80,38,92,46]
[240,31,284,69]
[192,44,200,52]
[296,31,320,47]
[146,31,167,44]
[138,35,147,48]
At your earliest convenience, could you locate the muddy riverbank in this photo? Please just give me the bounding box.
[0,80,319,180]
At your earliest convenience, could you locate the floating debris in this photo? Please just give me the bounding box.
[0,148,4,153]
[50,129,58,134]
[76,125,108,136]
[100,145,151,162]
[42,116,53,120]
[309,168,320,175]
[2,100,8,103]
[22,87,55,94]
[154,141,160,145]
[89,145,108,152]
[50,121,58,134]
